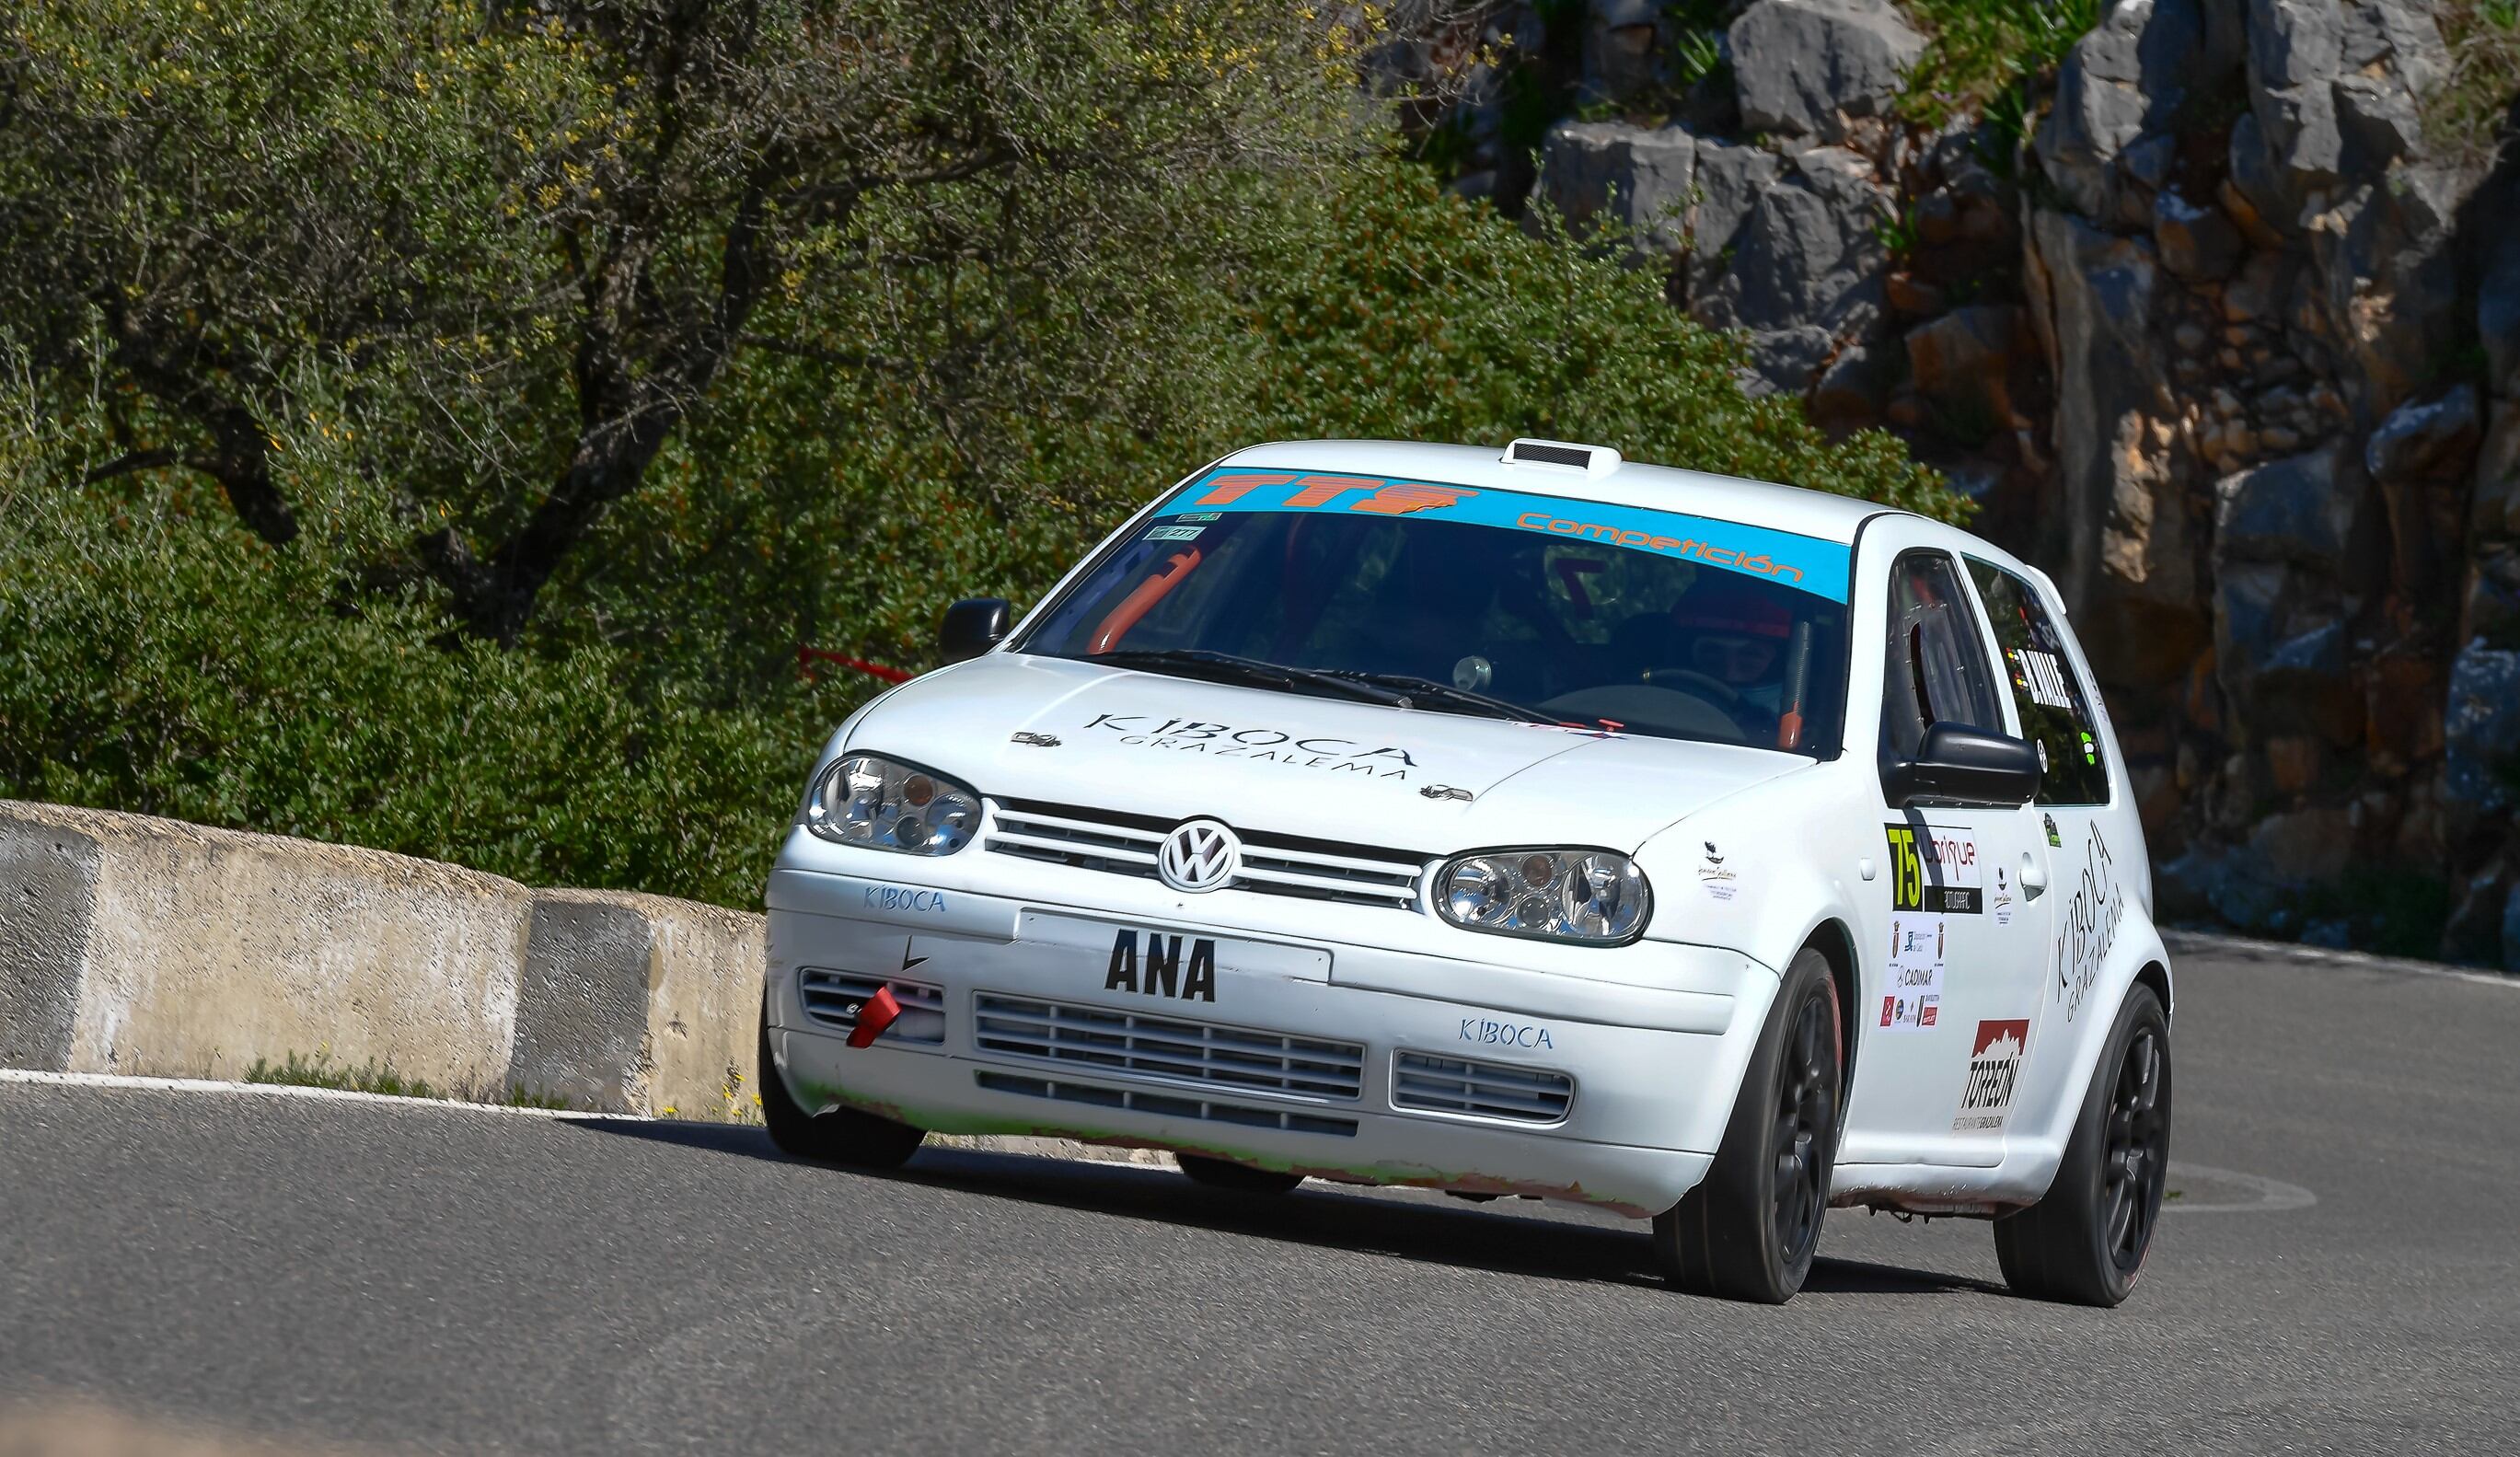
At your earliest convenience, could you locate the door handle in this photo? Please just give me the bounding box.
[2019,851,2049,900]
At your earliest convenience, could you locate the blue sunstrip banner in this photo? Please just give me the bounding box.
[1154,467,1853,602]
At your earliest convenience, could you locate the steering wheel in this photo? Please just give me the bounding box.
[1640,666,1744,707]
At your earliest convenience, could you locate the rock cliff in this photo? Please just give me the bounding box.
[1414,0,2520,965]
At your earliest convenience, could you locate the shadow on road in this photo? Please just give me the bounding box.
[564,1116,2003,1301]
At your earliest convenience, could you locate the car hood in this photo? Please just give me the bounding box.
[843,653,1806,855]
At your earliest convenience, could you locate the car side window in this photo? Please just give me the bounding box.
[1878,549,2006,767]
[1966,560,2111,805]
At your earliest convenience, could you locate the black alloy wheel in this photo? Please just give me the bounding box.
[1994,983,2171,1306]
[1770,981,1836,1266]
[1651,947,1843,1303]
[2099,1021,2169,1267]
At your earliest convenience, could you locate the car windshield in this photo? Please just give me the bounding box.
[1017,468,1855,757]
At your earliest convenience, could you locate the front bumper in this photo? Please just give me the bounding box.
[764,865,1779,1217]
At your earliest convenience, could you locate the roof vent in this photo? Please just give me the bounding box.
[1503,438,1623,475]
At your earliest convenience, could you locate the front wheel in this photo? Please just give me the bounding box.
[1650,947,1843,1303]
[1993,984,2171,1306]
[758,1012,926,1169]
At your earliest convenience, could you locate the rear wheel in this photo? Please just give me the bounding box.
[758,1012,926,1169]
[1650,947,1843,1303]
[1177,1154,1303,1195]
[1994,984,2170,1306]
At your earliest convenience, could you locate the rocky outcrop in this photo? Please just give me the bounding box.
[2017,0,2506,954]
[1422,1,2518,966]
[1693,143,1897,393]
[1728,1,1925,143]
[1532,121,1700,257]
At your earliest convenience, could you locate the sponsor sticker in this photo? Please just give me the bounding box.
[1081,712,1417,781]
[1697,840,1740,901]
[1460,1016,1555,1050]
[1879,913,1945,1033]
[2053,822,2123,1023]
[1143,524,1205,541]
[1160,468,1853,601]
[1992,864,2016,927]
[1954,1019,2029,1132]
[856,882,949,915]
[1883,823,1983,914]
[2016,647,2076,710]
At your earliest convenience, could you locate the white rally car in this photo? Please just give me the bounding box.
[760,439,2174,1305]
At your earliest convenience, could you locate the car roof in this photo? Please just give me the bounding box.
[1213,439,1903,548]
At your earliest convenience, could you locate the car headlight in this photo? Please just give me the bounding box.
[805,754,979,855]
[1436,848,1651,944]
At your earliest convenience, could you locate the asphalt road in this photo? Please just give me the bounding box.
[5,938,2517,1455]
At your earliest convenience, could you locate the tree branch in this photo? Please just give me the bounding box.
[93,296,300,546]
[82,447,184,484]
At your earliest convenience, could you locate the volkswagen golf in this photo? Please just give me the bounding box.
[757,438,2175,1306]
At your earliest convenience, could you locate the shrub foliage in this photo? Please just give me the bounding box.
[0,5,1959,907]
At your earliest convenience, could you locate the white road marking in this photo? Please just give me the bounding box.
[0,1068,647,1120]
[0,1071,1145,1164]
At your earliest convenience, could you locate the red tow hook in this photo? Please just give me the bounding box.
[846,985,903,1049]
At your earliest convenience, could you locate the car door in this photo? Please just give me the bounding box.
[1964,557,2131,1146]
[1839,538,2054,1169]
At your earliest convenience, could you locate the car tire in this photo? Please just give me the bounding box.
[1650,946,1843,1303]
[1176,1154,1304,1195]
[757,1011,926,1169]
[1993,983,2170,1307]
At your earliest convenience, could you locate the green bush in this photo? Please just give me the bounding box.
[1217,168,1963,520]
[0,460,832,908]
[1898,1,2099,129]
[552,166,1965,688]
[1,165,1960,911]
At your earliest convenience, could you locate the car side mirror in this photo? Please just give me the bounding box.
[939,597,1012,665]
[1884,722,2042,809]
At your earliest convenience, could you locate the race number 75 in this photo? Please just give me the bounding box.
[1883,825,1925,912]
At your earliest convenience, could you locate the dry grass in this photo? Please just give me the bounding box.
[2424,1,2520,174]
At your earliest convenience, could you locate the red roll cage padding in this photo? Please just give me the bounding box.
[1088,547,1204,655]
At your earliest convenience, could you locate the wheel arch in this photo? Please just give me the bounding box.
[1801,917,1861,1096]
[2134,957,2174,1023]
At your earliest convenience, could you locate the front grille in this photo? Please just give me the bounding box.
[975,1071,1359,1138]
[985,799,1424,908]
[798,968,945,1044]
[974,992,1365,1101]
[1392,1050,1575,1125]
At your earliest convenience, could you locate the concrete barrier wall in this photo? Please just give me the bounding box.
[514,888,767,1119]
[0,800,768,1120]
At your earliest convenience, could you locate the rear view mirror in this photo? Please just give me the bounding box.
[939,597,1012,664]
[1883,722,2041,809]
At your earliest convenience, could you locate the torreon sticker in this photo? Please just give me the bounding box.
[1155,468,1854,602]
[1953,1019,2029,1133]
[1883,823,1983,914]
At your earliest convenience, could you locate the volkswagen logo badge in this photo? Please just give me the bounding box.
[1157,818,1240,894]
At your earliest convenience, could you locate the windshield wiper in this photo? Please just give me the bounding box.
[1090,649,1408,708]
[1312,669,1549,723]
